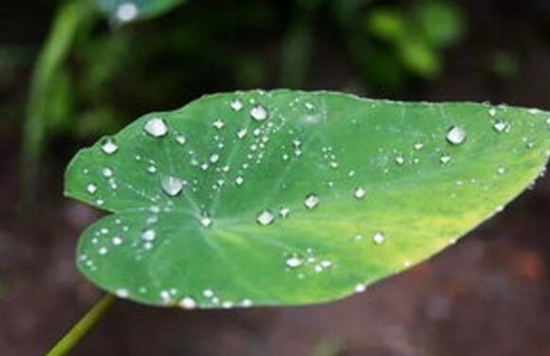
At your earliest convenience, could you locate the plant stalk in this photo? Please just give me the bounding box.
[19,0,95,212]
[45,294,116,356]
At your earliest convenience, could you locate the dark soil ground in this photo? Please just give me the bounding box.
[2,0,550,355]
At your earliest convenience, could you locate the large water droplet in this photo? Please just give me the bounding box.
[256,210,275,226]
[161,175,183,196]
[446,126,467,145]
[100,137,118,154]
[144,118,168,137]
[304,194,319,209]
[250,105,268,121]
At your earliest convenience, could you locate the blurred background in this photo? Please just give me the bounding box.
[1,0,550,355]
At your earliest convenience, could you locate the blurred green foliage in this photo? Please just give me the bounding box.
[366,0,465,81]
[16,0,470,166]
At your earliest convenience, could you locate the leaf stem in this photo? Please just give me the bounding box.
[45,294,116,356]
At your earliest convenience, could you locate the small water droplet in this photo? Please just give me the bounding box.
[235,176,244,186]
[355,284,366,293]
[446,126,467,145]
[440,154,451,165]
[492,120,509,133]
[304,194,319,209]
[141,229,156,242]
[237,128,248,139]
[395,156,405,165]
[116,289,129,298]
[212,119,225,129]
[87,184,98,194]
[144,118,168,137]
[497,167,507,175]
[250,105,268,121]
[199,214,212,228]
[112,236,123,245]
[354,187,367,199]
[203,289,214,298]
[102,168,113,178]
[279,206,290,218]
[286,256,304,268]
[176,135,187,145]
[100,137,118,154]
[161,176,183,196]
[209,153,220,164]
[230,99,243,111]
[178,297,196,309]
[413,143,424,151]
[256,210,275,226]
[372,232,386,244]
[488,108,497,117]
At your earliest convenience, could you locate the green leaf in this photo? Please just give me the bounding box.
[97,0,184,23]
[65,90,550,308]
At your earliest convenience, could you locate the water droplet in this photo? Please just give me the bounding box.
[355,284,366,293]
[286,256,304,268]
[256,210,275,226]
[372,232,386,244]
[235,176,244,186]
[395,156,405,165]
[209,154,220,164]
[102,168,113,178]
[176,135,187,145]
[212,119,225,129]
[241,299,253,307]
[354,187,367,199]
[100,137,118,154]
[304,194,319,209]
[98,247,108,255]
[488,108,497,117]
[144,118,168,137]
[250,105,268,121]
[446,126,467,145]
[497,167,507,175]
[178,297,196,309]
[230,99,243,111]
[199,214,212,228]
[237,128,248,139]
[279,206,290,218]
[413,143,424,151]
[161,176,183,196]
[87,184,98,194]
[493,120,509,133]
[116,2,138,22]
[112,236,123,245]
[203,289,214,298]
[440,154,451,165]
[141,229,156,242]
[116,289,129,298]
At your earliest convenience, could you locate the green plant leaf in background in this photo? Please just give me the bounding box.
[65,90,550,308]
[98,0,185,23]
